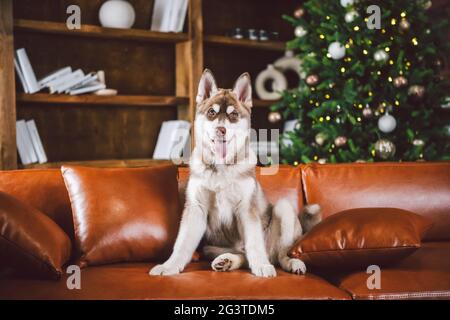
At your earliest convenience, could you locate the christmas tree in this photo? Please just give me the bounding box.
[272,0,450,164]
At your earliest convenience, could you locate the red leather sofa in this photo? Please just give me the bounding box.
[0,162,449,300]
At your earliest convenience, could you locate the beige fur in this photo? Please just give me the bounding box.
[149,70,321,278]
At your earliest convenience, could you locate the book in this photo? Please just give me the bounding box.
[14,58,29,93]
[16,120,38,165]
[66,72,98,92]
[38,66,72,88]
[56,71,88,93]
[16,48,40,94]
[160,0,175,32]
[153,120,191,159]
[69,82,106,95]
[47,69,83,94]
[26,120,47,164]
[174,0,188,32]
[150,0,166,31]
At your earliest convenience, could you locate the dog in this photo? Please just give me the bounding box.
[149,69,321,277]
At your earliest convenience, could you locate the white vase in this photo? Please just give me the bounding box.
[255,64,287,100]
[99,0,136,29]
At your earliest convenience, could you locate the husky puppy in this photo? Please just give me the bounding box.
[150,70,321,277]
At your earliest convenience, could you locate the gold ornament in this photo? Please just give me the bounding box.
[375,139,396,159]
[294,7,305,18]
[315,132,327,146]
[306,74,319,86]
[393,76,408,88]
[267,111,282,123]
[334,136,347,147]
[399,19,410,31]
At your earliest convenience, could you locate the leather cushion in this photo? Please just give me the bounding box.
[0,262,350,300]
[0,191,71,280]
[0,169,73,240]
[61,165,180,267]
[301,162,450,241]
[289,208,431,271]
[332,242,450,300]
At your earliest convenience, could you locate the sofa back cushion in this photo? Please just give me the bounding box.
[0,169,74,240]
[301,162,450,241]
[177,165,304,210]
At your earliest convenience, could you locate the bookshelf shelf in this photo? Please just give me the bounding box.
[253,99,279,108]
[204,35,285,51]
[17,93,189,107]
[14,19,189,44]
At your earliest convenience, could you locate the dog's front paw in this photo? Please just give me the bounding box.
[287,258,306,275]
[149,263,182,276]
[211,253,241,272]
[251,263,277,278]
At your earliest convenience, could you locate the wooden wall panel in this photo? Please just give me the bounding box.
[0,0,17,169]
[16,103,176,161]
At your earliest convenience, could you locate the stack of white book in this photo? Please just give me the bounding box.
[151,0,188,32]
[16,119,47,165]
[153,120,191,160]
[15,48,106,95]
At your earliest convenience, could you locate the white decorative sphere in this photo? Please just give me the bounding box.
[294,25,308,38]
[378,113,397,133]
[345,10,359,23]
[374,49,389,62]
[328,41,346,60]
[99,0,136,29]
[340,0,356,7]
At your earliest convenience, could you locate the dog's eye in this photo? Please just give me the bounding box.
[207,108,216,117]
[229,111,239,120]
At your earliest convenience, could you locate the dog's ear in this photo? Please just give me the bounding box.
[232,72,252,107]
[196,69,218,105]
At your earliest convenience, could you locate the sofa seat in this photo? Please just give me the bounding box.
[331,242,450,300]
[0,262,350,300]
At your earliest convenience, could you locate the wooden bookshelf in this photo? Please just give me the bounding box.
[14,19,189,43]
[204,35,285,51]
[0,0,299,169]
[17,93,189,107]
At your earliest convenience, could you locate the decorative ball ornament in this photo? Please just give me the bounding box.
[345,10,359,23]
[255,64,288,100]
[328,42,346,60]
[340,0,355,7]
[378,112,397,133]
[393,76,408,88]
[399,19,411,32]
[334,136,348,147]
[408,85,425,99]
[423,0,432,10]
[267,111,282,123]
[99,0,136,29]
[294,26,308,38]
[374,49,389,62]
[315,133,327,146]
[413,139,425,146]
[306,74,319,86]
[375,139,396,159]
[362,105,373,118]
[294,7,305,18]
[318,158,327,164]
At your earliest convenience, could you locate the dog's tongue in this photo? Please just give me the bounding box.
[215,140,227,159]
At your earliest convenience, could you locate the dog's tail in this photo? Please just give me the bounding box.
[300,204,322,233]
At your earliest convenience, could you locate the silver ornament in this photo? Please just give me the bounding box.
[378,113,397,133]
[413,139,425,146]
[340,0,355,7]
[328,41,346,60]
[374,49,389,62]
[362,105,373,118]
[408,85,425,98]
[375,139,396,159]
[294,26,307,38]
[315,132,327,146]
[345,10,359,23]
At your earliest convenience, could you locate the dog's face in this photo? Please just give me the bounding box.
[195,69,253,164]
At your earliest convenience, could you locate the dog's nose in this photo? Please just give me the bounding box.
[216,126,226,137]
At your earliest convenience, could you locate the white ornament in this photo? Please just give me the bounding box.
[328,41,346,60]
[340,0,356,7]
[255,65,288,100]
[294,25,308,38]
[99,0,136,29]
[374,49,389,62]
[378,113,397,133]
[345,10,359,23]
[274,50,306,80]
